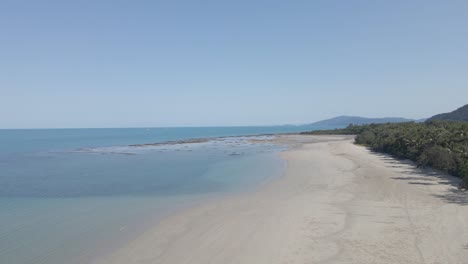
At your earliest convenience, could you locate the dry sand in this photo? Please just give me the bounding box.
[93,135,468,264]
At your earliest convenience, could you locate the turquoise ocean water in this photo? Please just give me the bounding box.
[0,126,323,264]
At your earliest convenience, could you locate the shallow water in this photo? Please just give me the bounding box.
[0,128,298,264]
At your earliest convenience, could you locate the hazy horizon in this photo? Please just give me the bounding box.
[0,114,431,129]
[2,1,467,129]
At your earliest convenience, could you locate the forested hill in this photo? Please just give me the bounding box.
[308,116,414,126]
[427,104,468,122]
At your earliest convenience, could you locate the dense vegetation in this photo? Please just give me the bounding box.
[427,104,468,122]
[308,116,414,126]
[301,124,365,135]
[302,121,468,188]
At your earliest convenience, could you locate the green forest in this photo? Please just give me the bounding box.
[302,121,468,188]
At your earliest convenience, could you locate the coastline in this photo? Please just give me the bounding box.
[0,133,288,264]
[92,135,468,264]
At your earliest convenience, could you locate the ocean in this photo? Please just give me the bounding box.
[0,126,322,264]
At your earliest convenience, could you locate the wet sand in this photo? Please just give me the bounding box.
[93,135,468,264]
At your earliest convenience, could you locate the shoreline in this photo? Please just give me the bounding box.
[92,135,468,264]
[65,133,285,154]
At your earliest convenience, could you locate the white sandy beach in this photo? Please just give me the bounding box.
[93,135,468,264]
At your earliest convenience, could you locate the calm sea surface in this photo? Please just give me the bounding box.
[0,126,323,264]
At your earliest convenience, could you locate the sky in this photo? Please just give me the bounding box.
[1,0,467,128]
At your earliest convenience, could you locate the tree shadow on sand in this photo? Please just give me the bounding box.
[367,149,468,206]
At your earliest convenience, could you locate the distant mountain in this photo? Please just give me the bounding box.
[426,104,468,122]
[308,116,414,127]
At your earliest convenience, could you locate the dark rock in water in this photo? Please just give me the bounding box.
[129,138,210,147]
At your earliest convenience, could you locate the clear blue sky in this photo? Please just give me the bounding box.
[1,0,467,128]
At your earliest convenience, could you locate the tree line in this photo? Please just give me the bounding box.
[301,121,468,188]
